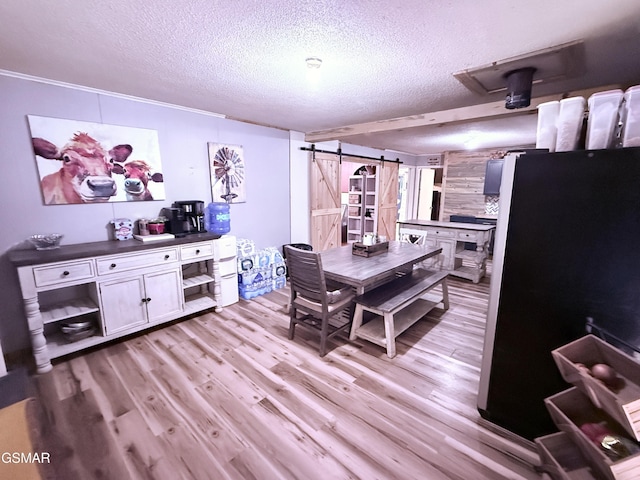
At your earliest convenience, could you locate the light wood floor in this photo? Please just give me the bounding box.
[31,270,544,479]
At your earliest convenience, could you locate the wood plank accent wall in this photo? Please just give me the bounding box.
[440,148,507,220]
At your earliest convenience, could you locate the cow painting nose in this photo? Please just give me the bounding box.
[87,177,117,196]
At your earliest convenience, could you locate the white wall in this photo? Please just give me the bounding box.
[0,74,291,356]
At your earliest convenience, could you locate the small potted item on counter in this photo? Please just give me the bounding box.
[138,218,150,236]
[148,217,166,235]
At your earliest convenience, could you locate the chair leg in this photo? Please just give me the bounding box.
[288,306,297,339]
[319,315,330,357]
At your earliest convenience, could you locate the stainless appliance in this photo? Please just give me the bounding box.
[172,200,206,234]
[478,147,640,440]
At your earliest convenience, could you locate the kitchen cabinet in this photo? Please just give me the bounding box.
[347,174,378,243]
[9,233,235,374]
[397,220,494,283]
[99,268,183,335]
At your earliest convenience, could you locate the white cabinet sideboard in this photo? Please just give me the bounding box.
[9,233,237,373]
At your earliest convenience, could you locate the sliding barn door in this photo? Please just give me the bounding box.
[309,152,341,251]
[377,161,400,241]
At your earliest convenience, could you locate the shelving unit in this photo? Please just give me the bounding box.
[346,173,378,243]
[182,260,216,312]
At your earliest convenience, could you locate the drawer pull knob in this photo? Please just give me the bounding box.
[62,271,70,276]
[195,249,200,254]
[164,255,170,260]
[110,263,116,269]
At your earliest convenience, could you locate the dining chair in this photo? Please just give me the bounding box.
[399,227,434,268]
[398,227,427,245]
[284,245,355,356]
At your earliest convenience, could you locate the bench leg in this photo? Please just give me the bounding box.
[383,312,396,358]
[441,278,450,311]
[350,304,364,341]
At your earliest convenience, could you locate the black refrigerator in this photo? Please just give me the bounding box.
[477,147,640,441]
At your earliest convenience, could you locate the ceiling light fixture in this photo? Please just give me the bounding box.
[306,57,322,69]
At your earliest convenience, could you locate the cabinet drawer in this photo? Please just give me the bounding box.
[535,432,595,480]
[218,258,237,277]
[214,235,236,260]
[181,242,214,261]
[427,229,455,238]
[457,231,479,242]
[97,248,178,275]
[34,260,95,287]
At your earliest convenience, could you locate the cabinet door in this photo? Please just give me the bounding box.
[143,269,183,322]
[100,277,147,335]
[437,239,456,270]
[424,237,456,270]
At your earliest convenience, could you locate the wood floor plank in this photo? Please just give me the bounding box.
[109,409,177,480]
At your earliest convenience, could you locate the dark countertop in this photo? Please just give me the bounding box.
[399,219,495,231]
[8,232,221,267]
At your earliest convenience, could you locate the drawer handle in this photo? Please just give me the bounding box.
[195,249,200,254]
[62,270,70,276]
[110,263,116,269]
[164,254,170,260]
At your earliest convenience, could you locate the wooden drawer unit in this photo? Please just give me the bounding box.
[96,248,178,275]
[33,260,94,288]
[545,387,640,480]
[180,241,213,261]
[552,335,640,442]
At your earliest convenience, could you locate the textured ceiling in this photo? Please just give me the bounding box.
[1,0,640,154]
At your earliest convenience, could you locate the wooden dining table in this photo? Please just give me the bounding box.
[321,241,442,295]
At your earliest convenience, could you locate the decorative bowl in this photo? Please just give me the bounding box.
[29,233,64,250]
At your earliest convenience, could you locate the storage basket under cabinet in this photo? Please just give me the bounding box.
[535,335,640,480]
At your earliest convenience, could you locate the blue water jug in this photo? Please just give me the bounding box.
[206,202,231,234]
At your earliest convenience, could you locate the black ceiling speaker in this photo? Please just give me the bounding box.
[504,67,536,109]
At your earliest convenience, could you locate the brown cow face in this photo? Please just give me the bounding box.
[32,134,132,204]
[112,160,163,201]
[58,134,117,202]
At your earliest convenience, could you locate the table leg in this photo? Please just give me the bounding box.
[349,303,364,341]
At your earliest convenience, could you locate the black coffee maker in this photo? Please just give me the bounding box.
[163,207,187,237]
[172,200,206,234]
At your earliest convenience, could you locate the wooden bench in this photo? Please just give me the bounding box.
[349,268,449,358]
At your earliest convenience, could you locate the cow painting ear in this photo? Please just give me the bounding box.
[112,164,125,175]
[150,173,164,183]
[110,144,133,164]
[32,138,61,160]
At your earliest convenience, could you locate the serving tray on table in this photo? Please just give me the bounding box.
[352,241,389,257]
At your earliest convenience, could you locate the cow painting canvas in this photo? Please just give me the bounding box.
[27,116,165,205]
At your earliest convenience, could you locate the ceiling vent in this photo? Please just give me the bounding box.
[454,40,586,97]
